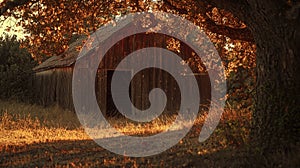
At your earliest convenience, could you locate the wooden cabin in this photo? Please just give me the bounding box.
[33,31,211,117]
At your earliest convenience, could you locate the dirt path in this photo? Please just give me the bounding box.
[1,130,299,167]
[0,124,242,168]
[1,137,238,167]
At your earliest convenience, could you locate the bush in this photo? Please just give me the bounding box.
[0,34,37,101]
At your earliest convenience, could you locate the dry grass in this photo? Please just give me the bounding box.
[0,100,81,129]
[0,100,252,146]
[0,100,89,147]
[0,100,258,167]
[0,100,298,167]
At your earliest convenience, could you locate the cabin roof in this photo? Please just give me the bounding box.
[33,36,86,72]
[33,14,135,72]
[33,14,208,73]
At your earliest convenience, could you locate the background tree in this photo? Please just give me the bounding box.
[0,34,36,101]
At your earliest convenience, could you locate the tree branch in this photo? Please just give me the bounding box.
[162,0,188,15]
[201,0,249,21]
[0,0,32,16]
[163,0,254,42]
[203,17,254,42]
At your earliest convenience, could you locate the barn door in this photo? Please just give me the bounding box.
[106,70,132,117]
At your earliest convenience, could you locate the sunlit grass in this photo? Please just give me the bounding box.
[0,100,81,129]
[0,100,260,167]
[0,99,252,150]
[0,101,89,147]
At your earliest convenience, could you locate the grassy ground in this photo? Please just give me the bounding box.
[0,100,298,167]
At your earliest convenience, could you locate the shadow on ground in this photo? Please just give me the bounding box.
[1,135,299,167]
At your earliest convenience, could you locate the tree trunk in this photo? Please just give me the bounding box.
[252,22,300,153]
[207,0,300,153]
[240,1,300,153]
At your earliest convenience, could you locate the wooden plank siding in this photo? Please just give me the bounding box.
[33,33,211,117]
[33,68,74,110]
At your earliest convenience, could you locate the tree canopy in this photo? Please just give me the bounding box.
[0,0,254,58]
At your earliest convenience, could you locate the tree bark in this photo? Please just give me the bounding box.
[248,2,300,153]
[205,0,300,153]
